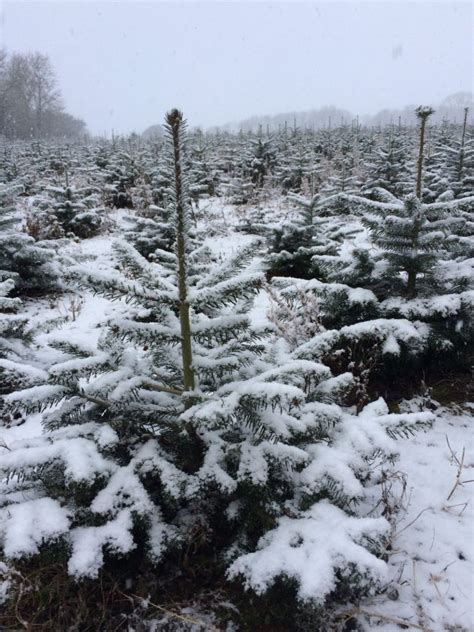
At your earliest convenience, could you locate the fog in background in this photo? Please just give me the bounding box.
[1,1,472,135]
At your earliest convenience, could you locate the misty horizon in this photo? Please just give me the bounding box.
[1,1,473,135]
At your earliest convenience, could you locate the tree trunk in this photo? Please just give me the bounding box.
[458,107,469,180]
[416,117,427,199]
[166,109,196,401]
[406,266,417,299]
[411,107,434,295]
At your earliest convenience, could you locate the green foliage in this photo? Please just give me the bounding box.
[0,184,59,293]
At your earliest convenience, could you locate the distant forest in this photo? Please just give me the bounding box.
[217,92,474,133]
[0,50,86,140]
[143,93,474,138]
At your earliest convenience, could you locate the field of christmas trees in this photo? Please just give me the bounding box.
[0,107,473,630]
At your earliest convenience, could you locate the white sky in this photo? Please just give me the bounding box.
[1,1,472,134]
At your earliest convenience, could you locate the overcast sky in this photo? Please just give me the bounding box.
[1,1,472,134]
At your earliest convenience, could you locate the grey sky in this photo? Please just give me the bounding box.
[1,1,472,134]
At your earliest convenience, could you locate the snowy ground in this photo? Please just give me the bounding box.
[357,404,474,632]
[2,209,473,631]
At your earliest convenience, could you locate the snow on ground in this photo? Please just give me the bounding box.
[203,231,259,259]
[358,404,474,632]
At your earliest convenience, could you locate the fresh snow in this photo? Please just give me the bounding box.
[356,405,474,632]
[228,500,389,602]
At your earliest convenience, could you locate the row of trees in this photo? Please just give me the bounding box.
[0,110,444,629]
[0,50,86,140]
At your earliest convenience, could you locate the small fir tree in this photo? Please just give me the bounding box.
[0,183,59,293]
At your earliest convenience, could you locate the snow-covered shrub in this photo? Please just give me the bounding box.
[266,193,343,279]
[102,149,138,209]
[25,209,65,241]
[0,274,29,399]
[43,180,104,239]
[297,166,474,373]
[0,183,60,293]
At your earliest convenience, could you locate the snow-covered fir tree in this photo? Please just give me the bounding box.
[362,128,413,198]
[267,189,342,279]
[121,203,176,258]
[0,182,59,293]
[296,108,474,380]
[42,172,103,239]
[0,274,28,399]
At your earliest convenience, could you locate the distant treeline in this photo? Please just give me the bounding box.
[0,50,87,140]
[215,92,473,134]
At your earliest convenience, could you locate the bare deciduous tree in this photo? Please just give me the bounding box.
[0,49,85,139]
